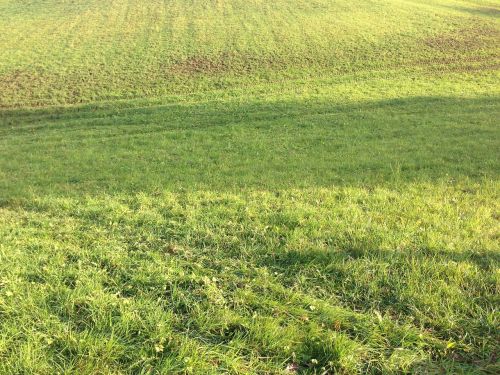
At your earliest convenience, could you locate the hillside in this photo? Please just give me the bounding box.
[0,0,499,373]
[1,0,499,107]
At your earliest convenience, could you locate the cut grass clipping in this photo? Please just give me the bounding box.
[0,0,499,373]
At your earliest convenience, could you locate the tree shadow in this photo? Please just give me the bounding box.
[249,243,498,367]
[0,95,498,198]
[448,5,500,18]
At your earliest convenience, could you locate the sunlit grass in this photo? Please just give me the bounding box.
[1,183,498,373]
[0,0,498,107]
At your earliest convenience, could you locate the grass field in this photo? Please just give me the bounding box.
[0,0,499,373]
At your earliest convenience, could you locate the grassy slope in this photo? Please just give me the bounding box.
[1,0,499,107]
[0,0,499,373]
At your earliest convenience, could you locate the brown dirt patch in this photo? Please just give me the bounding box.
[170,52,280,75]
[0,69,50,108]
[0,69,44,89]
[171,56,231,74]
[423,25,500,52]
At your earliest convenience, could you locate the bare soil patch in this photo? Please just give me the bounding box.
[170,52,279,75]
[424,25,499,52]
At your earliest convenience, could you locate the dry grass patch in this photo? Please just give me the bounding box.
[423,25,499,53]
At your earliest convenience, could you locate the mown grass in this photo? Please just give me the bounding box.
[1,73,499,198]
[0,0,499,373]
[1,0,499,107]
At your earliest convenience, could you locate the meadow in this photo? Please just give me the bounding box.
[0,0,499,373]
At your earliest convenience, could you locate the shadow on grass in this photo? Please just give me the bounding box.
[0,95,498,198]
[447,5,500,18]
[260,245,500,275]
[250,243,499,368]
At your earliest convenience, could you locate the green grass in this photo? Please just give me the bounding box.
[1,184,498,373]
[0,0,499,373]
[1,0,499,107]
